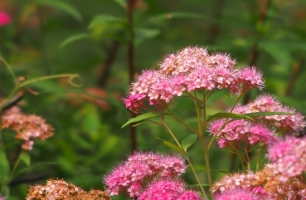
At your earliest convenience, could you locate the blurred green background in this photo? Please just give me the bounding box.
[0,0,306,199]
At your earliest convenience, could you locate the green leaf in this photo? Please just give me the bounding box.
[135,28,160,45]
[156,137,186,156]
[181,134,197,152]
[0,150,10,185]
[60,33,89,48]
[112,0,126,8]
[146,12,212,24]
[36,0,82,21]
[121,112,161,128]
[206,112,253,123]
[20,152,30,166]
[89,14,126,29]
[244,112,293,117]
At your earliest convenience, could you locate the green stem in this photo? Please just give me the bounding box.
[162,121,208,199]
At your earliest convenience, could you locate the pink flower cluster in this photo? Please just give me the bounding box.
[214,189,266,200]
[124,46,264,113]
[0,11,11,26]
[104,152,200,199]
[267,137,306,182]
[139,180,201,200]
[209,94,305,148]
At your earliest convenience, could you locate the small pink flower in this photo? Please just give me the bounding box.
[178,190,202,200]
[267,137,306,181]
[238,66,264,91]
[214,189,265,200]
[0,11,11,26]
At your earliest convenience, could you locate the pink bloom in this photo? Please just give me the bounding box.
[267,137,306,181]
[214,189,265,200]
[0,11,11,26]
[104,152,186,197]
[237,66,264,91]
[178,191,202,200]
[138,180,186,200]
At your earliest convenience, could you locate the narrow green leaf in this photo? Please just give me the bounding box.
[132,122,147,127]
[206,112,253,123]
[112,0,126,7]
[156,137,186,156]
[121,112,161,128]
[20,152,30,166]
[89,15,126,29]
[181,134,197,152]
[135,28,160,45]
[259,42,290,69]
[0,150,10,185]
[60,33,89,48]
[244,112,293,117]
[36,0,82,21]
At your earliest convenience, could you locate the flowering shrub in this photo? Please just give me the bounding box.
[111,46,306,199]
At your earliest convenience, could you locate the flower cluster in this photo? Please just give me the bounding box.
[139,180,201,200]
[104,152,200,199]
[26,179,110,200]
[209,94,305,148]
[267,137,306,182]
[124,46,264,113]
[0,11,11,26]
[212,163,306,199]
[1,106,54,150]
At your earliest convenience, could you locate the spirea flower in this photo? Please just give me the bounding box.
[1,106,54,150]
[104,152,186,197]
[138,180,201,200]
[214,189,266,200]
[26,179,110,200]
[208,119,276,148]
[125,46,264,113]
[0,11,11,26]
[267,137,306,182]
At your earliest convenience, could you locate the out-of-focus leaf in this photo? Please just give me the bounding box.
[135,28,160,45]
[112,0,126,8]
[0,150,10,185]
[60,33,90,48]
[122,112,162,128]
[259,41,291,69]
[89,14,126,29]
[20,152,30,166]
[206,112,253,123]
[181,134,197,152]
[146,12,213,24]
[35,0,82,21]
[156,137,186,156]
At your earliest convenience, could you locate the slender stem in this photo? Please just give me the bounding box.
[161,121,207,199]
[0,56,18,88]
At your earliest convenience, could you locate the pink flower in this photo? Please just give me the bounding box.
[178,190,202,200]
[237,66,264,91]
[267,137,306,181]
[138,180,186,200]
[0,11,11,26]
[104,152,186,197]
[214,189,265,200]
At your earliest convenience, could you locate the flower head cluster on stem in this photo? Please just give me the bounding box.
[104,152,200,199]
[1,106,54,150]
[124,46,264,113]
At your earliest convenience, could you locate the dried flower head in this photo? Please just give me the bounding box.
[104,152,186,198]
[26,179,110,200]
[1,106,54,150]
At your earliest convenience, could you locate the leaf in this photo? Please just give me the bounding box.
[112,0,126,8]
[0,150,10,185]
[245,112,293,117]
[36,0,82,21]
[146,12,213,24]
[135,28,160,45]
[121,112,161,128]
[20,152,31,166]
[181,134,197,152]
[156,137,186,156]
[60,33,89,48]
[89,14,126,29]
[206,112,253,123]
[259,41,290,69]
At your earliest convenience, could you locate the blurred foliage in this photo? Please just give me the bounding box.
[0,0,306,199]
